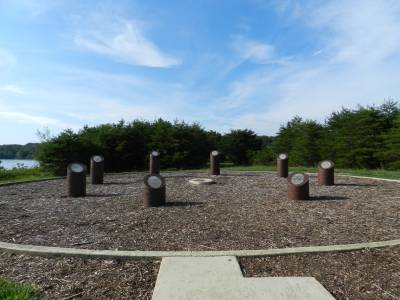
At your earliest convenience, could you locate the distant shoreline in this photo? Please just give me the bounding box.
[0,159,39,170]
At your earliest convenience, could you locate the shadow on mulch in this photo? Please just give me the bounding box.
[219,173,264,177]
[86,193,126,198]
[334,183,377,187]
[166,201,204,207]
[164,174,205,179]
[102,182,132,185]
[309,195,350,201]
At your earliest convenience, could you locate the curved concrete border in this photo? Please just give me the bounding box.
[335,174,400,183]
[1,239,399,260]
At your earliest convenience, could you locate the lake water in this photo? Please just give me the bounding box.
[0,159,40,170]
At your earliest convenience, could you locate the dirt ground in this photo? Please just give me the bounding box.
[240,245,400,300]
[0,172,399,251]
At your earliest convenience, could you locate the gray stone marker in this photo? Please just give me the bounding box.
[149,150,160,174]
[67,162,86,197]
[152,256,334,300]
[210,150,220,176]
[144,174,166,207]
[288,173,309,200]
[277,153,289,178]
[90,155,104,184]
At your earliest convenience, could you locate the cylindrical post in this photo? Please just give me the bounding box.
[144,174,166,207]
[288,173,309,200]
[149,150,160,174]
[90,155,104,184]
[210,150,220,176]
[67,163,86,197]
[318,160,335,186]
[277,153,288,178]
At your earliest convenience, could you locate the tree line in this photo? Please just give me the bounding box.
[36,101,400,175]
[0,143,39,159]
[254,101,400,170]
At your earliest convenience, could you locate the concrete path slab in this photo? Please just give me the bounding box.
[152,256,335,300]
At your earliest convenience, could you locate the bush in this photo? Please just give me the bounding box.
[251,147,275,165]
[37,119,219,175]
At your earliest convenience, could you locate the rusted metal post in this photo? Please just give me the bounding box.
[318,160,335,186]
[90,155,104,184]
[67,162,86,197]
[277,153,288,178]
[210,150,220,176]
[149,150,160,174]
[143,174,166,207]
[288,173,309,200]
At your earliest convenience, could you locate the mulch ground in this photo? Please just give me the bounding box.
[240,245,400,300]
[0,171,399,251]
[0,252,159,299]
[0,247,398,299]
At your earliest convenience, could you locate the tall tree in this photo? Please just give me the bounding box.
[379,113,400,169]
[220,129,261,165]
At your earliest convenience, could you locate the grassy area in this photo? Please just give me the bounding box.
[0,167,56,184]
[0,278,42,300]
[220,165,400,180]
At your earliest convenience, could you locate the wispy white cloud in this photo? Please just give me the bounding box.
[310,0,400,65]
[74,18,181,68]
[0,84,25,95]
[0,110,72,128]
[0,0,61,17]
[231,36,275,64]
[0,49,17,69]
[216,68,286,110]
[219,0,400,134]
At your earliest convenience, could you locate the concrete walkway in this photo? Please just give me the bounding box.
[152,256,335,300]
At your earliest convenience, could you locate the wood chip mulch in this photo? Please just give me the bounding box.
[0,252,159,299]
[0,172,399,251]
[240,245,400,300]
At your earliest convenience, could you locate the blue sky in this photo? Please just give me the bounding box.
[1,0,400,144]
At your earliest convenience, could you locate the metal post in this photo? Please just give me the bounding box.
[149,150,160,174]
[144,174,166,207]
[277,153,288,178]
[288,173,309,200]
[318,160,335,186]
[210,150,220,176]
[90,155,104,184]
[67,162,86,197]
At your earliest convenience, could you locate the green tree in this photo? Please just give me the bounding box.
[323,106,390,168]
[36,129,89,175]
[220,129,261,165]
[271,117,323,166]
[36,119,219,174]
[379,113,400,169]
[290,120,324,166]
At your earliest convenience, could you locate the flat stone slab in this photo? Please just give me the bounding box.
[152,256,335,300]
[188,178,215,185]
